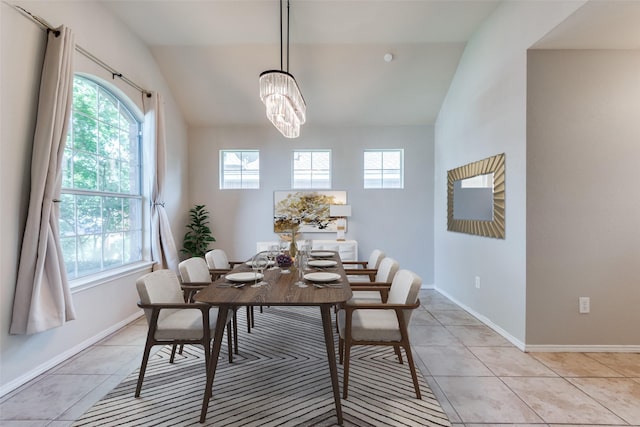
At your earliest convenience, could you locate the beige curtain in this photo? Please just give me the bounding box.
[10,27,77,335]
[144,93,179,272]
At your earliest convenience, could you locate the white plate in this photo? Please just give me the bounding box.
[226,272,263,282]
[303,272,341,283]
[310,251,334,257]
[244,260,275,266]
[308,259,337,267]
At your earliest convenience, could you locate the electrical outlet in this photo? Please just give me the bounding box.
[579,297,590,314]
[474,276,481,289]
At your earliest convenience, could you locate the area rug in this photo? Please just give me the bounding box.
[74,306,451,427]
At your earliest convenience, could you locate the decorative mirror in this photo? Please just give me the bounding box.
[447,153,505,239]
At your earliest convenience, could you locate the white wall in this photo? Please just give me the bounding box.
[0,1,188,393]
[434,1,584,346]
[526,49,640,347]
[188,125,434,284]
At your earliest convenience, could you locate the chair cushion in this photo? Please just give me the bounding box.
[337,308,402,342]
[375,257,399,282]
[347,291,383,304]
[346,274,372,283]
[178,257,211,282]
[205,249,231,269]
[155,307,233,340]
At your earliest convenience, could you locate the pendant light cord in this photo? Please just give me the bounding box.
[287,0,290,73]
[279,0,283,71]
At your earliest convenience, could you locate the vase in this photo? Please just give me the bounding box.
[289,229,297,258]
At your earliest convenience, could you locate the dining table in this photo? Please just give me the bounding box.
[194,250,352,424]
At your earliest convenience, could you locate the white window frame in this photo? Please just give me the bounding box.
[292,149,331,189]
[219,150,260,189]
[363,149,404,189]
[61,75,145,285]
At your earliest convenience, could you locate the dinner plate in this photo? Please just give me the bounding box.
[308,259,337,268]
[310,251,334,258]
[226,272,263,282]
[244,260,275,266]
[303,272,341,283]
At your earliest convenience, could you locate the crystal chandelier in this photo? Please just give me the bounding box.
[259,0,306,138]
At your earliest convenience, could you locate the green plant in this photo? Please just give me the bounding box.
[181,205,216,258]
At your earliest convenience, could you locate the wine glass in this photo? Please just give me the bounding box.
[267,244,279,270]
[294,252,308,288]
[251,253,268,287]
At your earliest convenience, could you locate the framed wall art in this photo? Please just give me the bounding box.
[273,190,347,233]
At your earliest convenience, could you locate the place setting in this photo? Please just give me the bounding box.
[303,271,343,288]
[216,272,261,288]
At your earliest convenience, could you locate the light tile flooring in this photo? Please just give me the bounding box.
[1,289,639,426]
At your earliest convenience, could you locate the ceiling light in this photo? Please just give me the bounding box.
[259,0,306,138]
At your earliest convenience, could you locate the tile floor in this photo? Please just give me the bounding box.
[1,289,639,426]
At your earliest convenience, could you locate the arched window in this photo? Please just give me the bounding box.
[60,75,143,280]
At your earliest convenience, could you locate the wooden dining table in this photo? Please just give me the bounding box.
[194,251,352,424]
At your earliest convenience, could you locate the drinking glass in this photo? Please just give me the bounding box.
[251,253,268,287]
[267,244,279,270]
[294,253,308,288]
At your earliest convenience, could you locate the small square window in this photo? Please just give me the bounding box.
[292,150,331,189]
[220,150,260,189]
[364,149,404,189]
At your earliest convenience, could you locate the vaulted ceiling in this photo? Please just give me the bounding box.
[100,0,640,128]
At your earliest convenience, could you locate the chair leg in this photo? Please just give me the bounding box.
[394,345,404,364]
[251,306,256,327]
[170,344,178,363]
[226,323,233,363]
[246,306,252,333]
[178,344,184,355]
[338,337,344,364]
[135,342,154,397]
[232,309,239,354]
[403,344,422,399]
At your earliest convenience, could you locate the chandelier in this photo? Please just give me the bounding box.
[259,0,306,138]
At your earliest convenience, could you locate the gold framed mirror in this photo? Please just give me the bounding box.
[447,153,505,239]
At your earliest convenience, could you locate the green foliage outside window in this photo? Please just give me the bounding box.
[60,76,143,280]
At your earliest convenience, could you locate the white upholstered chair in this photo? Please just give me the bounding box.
[205,248,243,280]
[134,269,233,397]
[178,257,238,355]
[343,249,385,282]
[348,257,399,304]
[337,269,422,399]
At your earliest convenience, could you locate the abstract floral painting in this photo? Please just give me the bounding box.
[273,191,347,233]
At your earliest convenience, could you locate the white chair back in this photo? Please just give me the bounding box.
[205,249,230,269]
[136,270,184,324]
[178,257,211,282]
[387,269,422,322]
[375,257,399,282]
[367,249,385,269]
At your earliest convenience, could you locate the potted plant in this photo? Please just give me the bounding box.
[181,204,216,258]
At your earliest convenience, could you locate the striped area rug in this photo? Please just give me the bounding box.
[74,306,451,427]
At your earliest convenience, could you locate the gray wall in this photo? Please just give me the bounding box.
[187,125,435,285]
[0,1,189,393]
[526,49,640,346]
[434,1,584,347]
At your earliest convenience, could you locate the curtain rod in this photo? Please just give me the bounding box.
[7,2,152,98]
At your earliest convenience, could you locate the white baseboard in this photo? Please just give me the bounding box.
[0,312,143,398]
[433,287,639,353]
[421,283,435,290]
[524,344,640,352]
[435,287,526,351]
